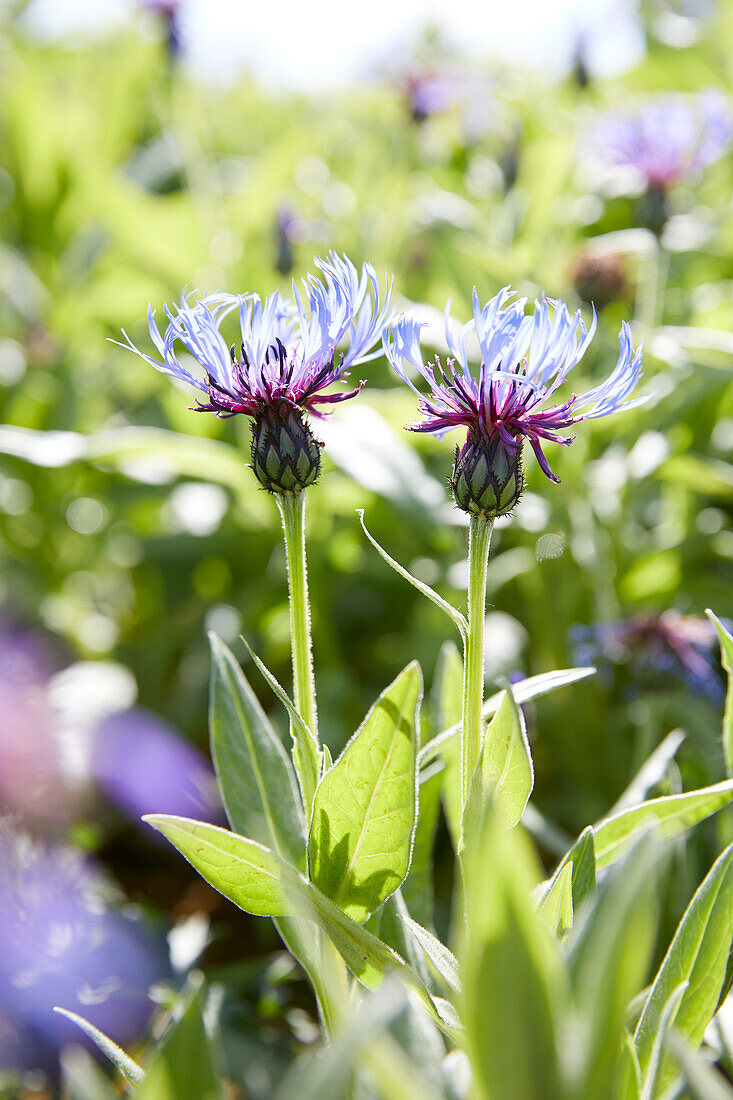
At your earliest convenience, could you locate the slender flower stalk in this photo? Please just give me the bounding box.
[385,287,646,810]
[462,514,492,801]
[277,492,320,809]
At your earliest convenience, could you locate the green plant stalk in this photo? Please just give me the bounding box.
[277,491,321,812]
[276,492,349,1039]
[461,514,493,805]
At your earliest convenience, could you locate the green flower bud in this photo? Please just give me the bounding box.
[450,431,523,519]
[251,401,322,495]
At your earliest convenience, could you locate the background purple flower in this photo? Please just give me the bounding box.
[92,707,223,824]
[593,90,732,189]
[571,610,725,701]
[0,828,169,1077]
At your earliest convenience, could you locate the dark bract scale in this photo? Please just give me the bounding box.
[451,432,523,519]
[251,402,322,495]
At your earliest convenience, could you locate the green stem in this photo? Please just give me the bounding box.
[277,491,321,812]
[461,514,493,805]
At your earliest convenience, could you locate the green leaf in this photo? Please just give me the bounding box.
[634,844,733,1084]
[133,974,221,1100]
[461,684,533,841]
[144,815,302,916]
[610,730,686,813]
[358,511,467,640]
[432,642,463,851]
[144,814,450,1033]
[667,1032,733,1100]
[617,1035,643,1100]
[308,662,421,923]
[463,811,563,1100]
[541,826,597,917]
[239,634,321,811]
[594,782,733,869]
[402,763,442,927]
[60,1047,119,1100]
[419,665,595,768]
[707,610,733,778]
[566,836,662,1100]
[208,633,306,869]
[402,915,461,994]
[52,1008,144,1087]
[537,862,573,939]
[639,982,688,1100]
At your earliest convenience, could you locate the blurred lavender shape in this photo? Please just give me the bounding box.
[593,91,732,190]
[0,619,73,829]
[571,610,725,701]
[92,707,222,824]
[0,828,169,1076]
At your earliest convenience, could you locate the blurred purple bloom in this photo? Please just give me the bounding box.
[406,71,464,123]
[92,707,222,824]
[384,287,645,483]
[119,252,393,422]
[594,91,732,189]
[571,611,725,701]
[0,620,73,829]
[0,828,168,1076]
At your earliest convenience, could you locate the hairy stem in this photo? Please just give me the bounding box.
[461,514,493,805]
[277,491,321,812]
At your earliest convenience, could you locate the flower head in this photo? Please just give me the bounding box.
[571,611,725,701]
[119,252,393,493]
[384,287,645,517]
[594,90,732,191]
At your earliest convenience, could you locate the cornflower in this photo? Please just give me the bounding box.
[593,91,732,232]
[384,287,645,519]
[119,252,393,495]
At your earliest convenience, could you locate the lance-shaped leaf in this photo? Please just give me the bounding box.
[134,974,220,1100]
[707,610,733,778]
[539,826,596,917]
[461,684,533,844]
[358,511,467,640]
[537,862,574,939]
[634,844,733,1084]
[145,815,302,916]
[639,982,688,1100]
[463,810,564,1100]
[208,633,306,869]
[403,763,442,927]
[52,1009,144,1088]
[419,665,595,768]
[144,814,454,1035]
[594,781,733,869]
[432,642,463,851]
[308,662,422,923]
[239,634,321,810]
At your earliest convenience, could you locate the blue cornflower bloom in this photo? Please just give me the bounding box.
[384,287,645,517]
[119,252,393,493]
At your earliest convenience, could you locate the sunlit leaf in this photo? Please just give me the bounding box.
[309,662,421,923]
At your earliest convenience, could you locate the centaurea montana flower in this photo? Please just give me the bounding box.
[119,252,393,494]
[383,288,645,518]
[571,611,725,702]
[593,91,732,231]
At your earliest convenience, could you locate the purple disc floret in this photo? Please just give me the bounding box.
[384,287,646,517]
